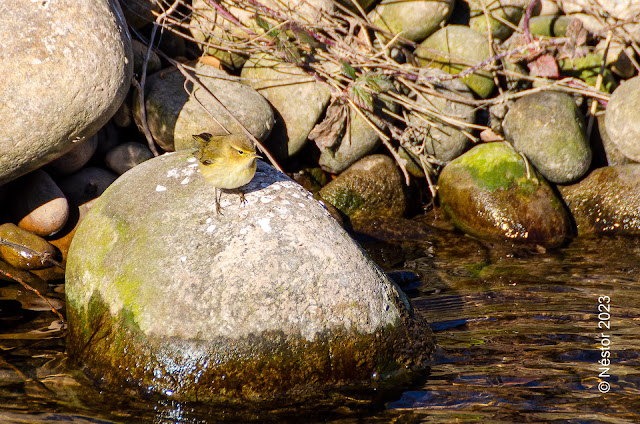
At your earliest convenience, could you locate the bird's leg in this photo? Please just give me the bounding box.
[214,187,223,215]
[237,188,247,206]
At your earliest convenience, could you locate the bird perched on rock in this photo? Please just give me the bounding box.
[193,132,261,214]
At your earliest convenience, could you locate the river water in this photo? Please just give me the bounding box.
[1,220,639,423]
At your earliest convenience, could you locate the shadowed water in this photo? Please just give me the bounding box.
[1,224,639,423]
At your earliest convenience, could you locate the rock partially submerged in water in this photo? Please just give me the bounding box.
[65,151,433,403]
[559,164,640,235]
[438,142,571,247]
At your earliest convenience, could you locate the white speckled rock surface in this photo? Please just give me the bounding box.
[66,151,409,341]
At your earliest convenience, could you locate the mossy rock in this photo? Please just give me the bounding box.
[66,151,433,403]
[438,142,571,247]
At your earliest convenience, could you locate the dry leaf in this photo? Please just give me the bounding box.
[309,101,347,150]
[480,128,504,143]
[558,19,589,60]
[528,54,559,78]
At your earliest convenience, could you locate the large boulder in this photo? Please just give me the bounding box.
[0,0,132,185]
[66,151,433,402]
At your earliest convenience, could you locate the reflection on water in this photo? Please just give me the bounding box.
[1,225,640,423]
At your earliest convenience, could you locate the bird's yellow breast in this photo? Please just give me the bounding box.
[198,157,257,189]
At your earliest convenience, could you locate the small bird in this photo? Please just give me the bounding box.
[193,132,261,214]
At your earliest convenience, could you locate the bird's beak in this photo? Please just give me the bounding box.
[250,152,262,159]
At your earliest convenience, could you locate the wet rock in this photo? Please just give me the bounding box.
[45,135,98,176]
[503,91,591,184]
[10,170,69,237]
[65,151,433,402]
[133,60,274,152]
[438,142,571,247]
[405,68,476,162]
[369,0,454,43]
[415,25,495,98]
[105,142,154,175]
[0,0,132,185]
[319,154,406,219]
[0,224,57,270]
[469,0,535,41]
[604,76,640,162]
[558,164,640,235]
[241,52,331,159]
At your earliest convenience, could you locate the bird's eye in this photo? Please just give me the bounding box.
[237,150,244,155]
[202,160,213,165]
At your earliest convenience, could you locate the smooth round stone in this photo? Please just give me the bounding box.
[559,164,640,235]
[131,39,161,76]
[133,60,275,152]
[112,98,133,128]
[189,0,333,69]
[0,0,132,186]
[598,114,634,166]
[369,0,454,42]
[605,76,640,162]
[415,25,495,99]
[527,15,571,37]
[10,170,69,237]
[469,0,534,41]
[56,167,119,211]
[0,223,57,270]
[241,52,331,159]
[45,135,98,176]
[318,97,397,174]
[438,142,571,247]
[65,151,433,402]
[503,91,592,184]
[406,68,476,162]
[105,142,154,175]
[319,154,406,219]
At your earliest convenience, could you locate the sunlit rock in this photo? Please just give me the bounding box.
[503,91,592,184]
[438,142,571,247]
[66,151,433,402]
[559,164,640,235]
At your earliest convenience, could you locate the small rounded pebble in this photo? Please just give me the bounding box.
[105,142,154,175]
[10,169,69,237]
[45,134,98,176]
